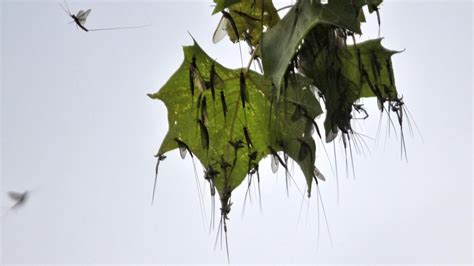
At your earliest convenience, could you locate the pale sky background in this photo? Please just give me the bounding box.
[1,0,473,264]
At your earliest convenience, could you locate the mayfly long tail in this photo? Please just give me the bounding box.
[241,175,253,218]
[333,142,340,205]
[257,171,262,212]
[224,220,231,264]
[191,158,207,228]
[404,104,423,141]
[400,123,408,162]
[316,186,320,251]
[342,135,350,179]
[151,158,160,205]
[317,135,336,181]
[88,24,151,31]
[296,184,307,229]
[214,216,223,250]
[375,111,383,147]
[209,194,215,234]
[316,184,333,247]
[348,135,356,180]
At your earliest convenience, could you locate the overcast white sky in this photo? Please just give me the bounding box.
[1,0,472,264]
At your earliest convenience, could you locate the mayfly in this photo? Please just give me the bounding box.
[59,1,149,32]
[209,63,217,102]
[174,138,193,159]
[189,56,206,102]
[197,119,210,150]
[240,71,248,109]
[204,165,219,231]
[243,127,253,149]
[212,9,256,44]
[296,138,313,162]
[174,138,207,225]
[313,166,326,182]
[220,90,228,118]
[268,146,287,173]
[151,153,167,205]
[213,13,230,44]
[201,96,209,125]
[7,190,29,210]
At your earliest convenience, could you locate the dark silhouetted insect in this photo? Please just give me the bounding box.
[240,71,248,108]
[268,146,287,172]
[59,1,149,32]
[296,138,313,162]
[213,14,230,43]
[353,103,369,119]
[197,119,209,150]
[313,166,326,182]
[229,139,244,149]
[174,138,193,159]
[8,191,29,209]
[151,153,167,204]
[221,10,240,41]
[189,56,197,97]
[204,164,219,231]
[189,56,206,100]
[291,104,304,122]
[243,127,253,149]
[220,91,228,118]
[370,51,382,80]
[210,64,217,101]
[386,58,394,86]
[201,96,208,125]
[59,1,91,32]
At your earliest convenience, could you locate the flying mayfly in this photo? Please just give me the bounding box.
[7,190,30,210]
[59,1,149,32]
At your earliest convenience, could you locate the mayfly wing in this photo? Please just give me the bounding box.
[8,191,23,201]
[77,9,91,25]
[76,10,84,18]
[221,11,239,41]
[271,154,279,173]
[179,146,187,159]
[313,166,326,182]
[174,138,188,159]
[213,15,229,44]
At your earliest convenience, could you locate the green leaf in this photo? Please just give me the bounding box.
[212,0,242,15]
[226,0,279,47]
[298,32,401,140]
[367,0,383,13]
[261,0,366,97]
[148,40,323,204]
